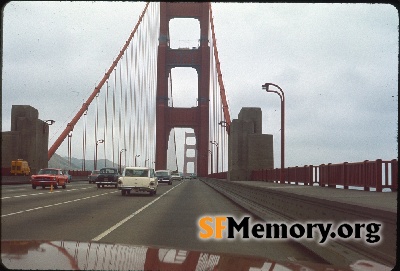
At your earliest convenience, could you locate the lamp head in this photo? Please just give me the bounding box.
[45,120,55,125]
[262,83,271,91]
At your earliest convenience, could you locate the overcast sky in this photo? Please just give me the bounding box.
[2,2,398,171]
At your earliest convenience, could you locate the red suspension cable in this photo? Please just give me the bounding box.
[209,3,231,134]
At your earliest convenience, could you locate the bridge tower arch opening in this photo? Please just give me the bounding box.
[156,2,210,176]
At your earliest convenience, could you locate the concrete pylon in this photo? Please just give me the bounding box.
[228,107,274,181]
[1,105,49,174]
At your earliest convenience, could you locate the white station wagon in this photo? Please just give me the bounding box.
[118,167,158,196]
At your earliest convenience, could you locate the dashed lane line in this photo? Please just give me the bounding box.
[1,190,118,217]
[1,187,94,200]
[92,181,185,241]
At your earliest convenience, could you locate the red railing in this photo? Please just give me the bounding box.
[1,167,12,176]
[68,170,91,177]
[251,159,397,192]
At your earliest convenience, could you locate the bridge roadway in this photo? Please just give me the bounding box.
[1,177,397,270]
[202,178,397,268]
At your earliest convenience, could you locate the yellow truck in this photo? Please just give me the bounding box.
[10,159,31,176]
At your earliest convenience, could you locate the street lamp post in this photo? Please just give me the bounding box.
[208,150,213,174]
[44,120,55,149]
[134,154,140,167]
[219,121,228,172]
[95,139,104,170]
[119,149,127,174]
[210,141,219,173]
[67,132,73,167]
[262,83,285,183]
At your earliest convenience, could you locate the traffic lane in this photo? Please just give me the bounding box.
[1,184,104,216]
[1,181,94,199]
[1,181,179,217]
[1,181,182,242]
[1,184,36,196]
[97,179,325,263]
[1,189,119,241]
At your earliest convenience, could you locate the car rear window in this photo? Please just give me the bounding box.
[125,169,148,177]
[100,168,117,174]
[156,171,169,177]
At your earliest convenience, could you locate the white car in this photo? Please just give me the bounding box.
[118,167,158,196]
[171,172,182,181]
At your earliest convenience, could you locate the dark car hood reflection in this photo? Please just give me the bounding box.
[0,240,392,271]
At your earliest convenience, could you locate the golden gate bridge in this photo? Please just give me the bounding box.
[47,2,230,177]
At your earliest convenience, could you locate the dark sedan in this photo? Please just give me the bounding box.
[88,170,101,184]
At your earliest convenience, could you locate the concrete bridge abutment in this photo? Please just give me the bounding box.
[1,105,49,174]
[228,107,274,181]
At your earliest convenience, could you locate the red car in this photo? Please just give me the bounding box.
[30,168,68,189]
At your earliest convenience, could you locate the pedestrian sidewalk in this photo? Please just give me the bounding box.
[234,181,397,213]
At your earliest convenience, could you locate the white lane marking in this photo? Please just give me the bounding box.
[1,187,94,200]
[1,188,28,192]
[92,181,184,241]
[267,186,310,189]
[1,191,118,217]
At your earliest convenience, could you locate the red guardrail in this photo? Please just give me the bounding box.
[251,159,398,192]
[1,168,92,177]
[1,167,12,176]
[68,170,91,177]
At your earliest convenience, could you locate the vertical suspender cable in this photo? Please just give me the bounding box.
[82,111,87,171]
[82,115,85,171]
[129,40,134,166]
[112,70,116,166]
[138,25,144,166]
[55,2,159,172]
[220,98,223,172]
[48,2,150,160]
[124,46,129,167]
[133,37,138,163]
[95,93,99,169]
[104,81,109,167]
[118,60,122,162]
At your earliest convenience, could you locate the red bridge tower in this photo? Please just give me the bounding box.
[156,3,210,176]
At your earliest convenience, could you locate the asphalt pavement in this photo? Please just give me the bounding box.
[0,175,88,185]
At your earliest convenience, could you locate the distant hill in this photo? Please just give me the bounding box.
[49,154,119,171]
[48,153,80,170]
[63,156,119,171]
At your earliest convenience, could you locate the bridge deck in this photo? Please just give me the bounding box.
[233,181,397,213]
[2,176,397,213]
